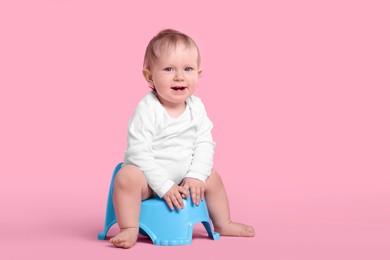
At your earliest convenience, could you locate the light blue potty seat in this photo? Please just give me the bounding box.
[98,163,220,246]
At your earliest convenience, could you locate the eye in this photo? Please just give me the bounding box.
[163,67,174,72]
[184,67,194,72]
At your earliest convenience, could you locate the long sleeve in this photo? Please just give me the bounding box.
[185,99,216,182]
[123,101,174,197]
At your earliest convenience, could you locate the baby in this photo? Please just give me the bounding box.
[110,29,255,248]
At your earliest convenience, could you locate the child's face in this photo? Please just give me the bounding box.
[143,43,201,108]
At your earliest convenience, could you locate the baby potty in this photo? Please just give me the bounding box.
[98,163,220,246]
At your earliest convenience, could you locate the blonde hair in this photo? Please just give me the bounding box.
[143,29,201,70]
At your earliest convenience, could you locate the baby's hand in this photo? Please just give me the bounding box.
[180,178,205,206]
[162,184,189,210]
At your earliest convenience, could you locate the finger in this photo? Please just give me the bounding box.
[170,195,182,210]
[183,184,190,195]
[191,187,199,205]
[185,184,191,194]
[175,192,184,208]
[200,187,205,201]
[173,191,183,207]
[195,187,201,205]
[165,197,174,211]
[178,186,190,198]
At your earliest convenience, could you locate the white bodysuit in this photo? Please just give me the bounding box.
[123,92,215,197]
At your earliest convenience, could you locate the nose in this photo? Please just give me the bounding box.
[174,71,184,81]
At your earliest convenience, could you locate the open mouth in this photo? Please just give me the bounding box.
[171,86,187,91]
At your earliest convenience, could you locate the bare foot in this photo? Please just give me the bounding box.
[214,221,255,237]
[109,227,139,249]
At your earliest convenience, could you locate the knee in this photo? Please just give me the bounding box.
[210,168,221,181]
[114,164,144,189]
[206,168,223,189]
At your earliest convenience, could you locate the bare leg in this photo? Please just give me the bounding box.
[205,169,255,237]
[110,165,153,248]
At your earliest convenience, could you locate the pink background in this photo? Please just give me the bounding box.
[1,1,389,259]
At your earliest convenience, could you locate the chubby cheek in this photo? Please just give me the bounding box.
[187,77,199,86]
[191,80,199,89]
[154,78,170,88]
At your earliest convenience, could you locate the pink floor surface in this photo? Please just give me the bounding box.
[1,179,388,260]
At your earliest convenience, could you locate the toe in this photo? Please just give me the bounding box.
[246,226,255,237]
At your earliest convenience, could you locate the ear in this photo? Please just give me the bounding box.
[198,69,203,77]
[142,68,153,86]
